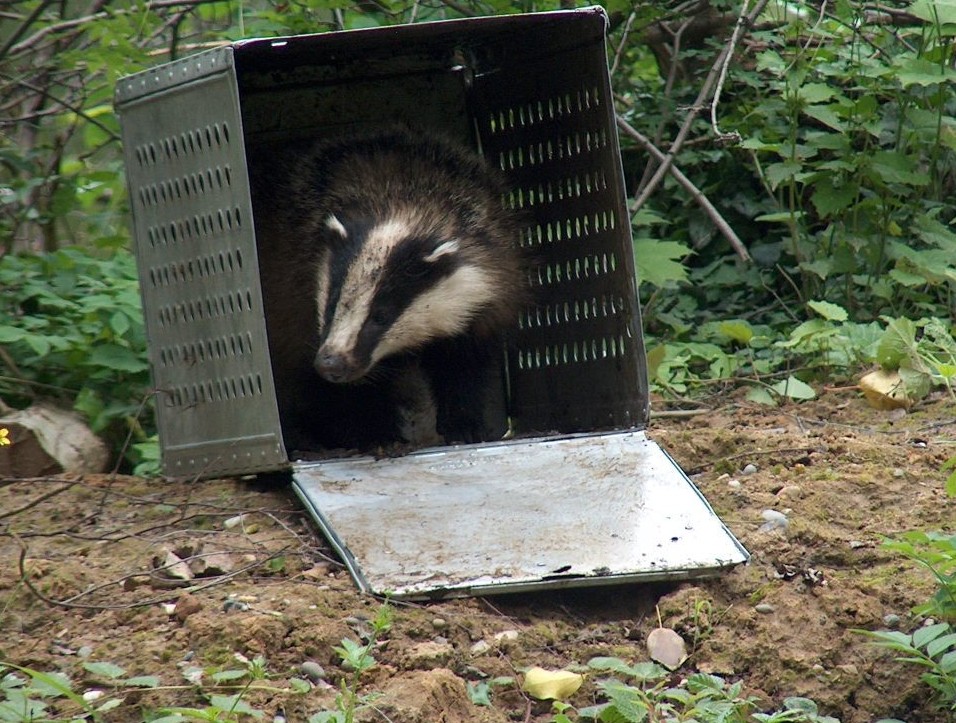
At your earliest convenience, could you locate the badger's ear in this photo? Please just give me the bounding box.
[325,214,347,238]
[424,239,459,263]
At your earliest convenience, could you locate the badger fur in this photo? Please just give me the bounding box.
[250,128,526,450]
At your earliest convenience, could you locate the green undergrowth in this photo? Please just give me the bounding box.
[0,246,156,473]
[860,512,956,715]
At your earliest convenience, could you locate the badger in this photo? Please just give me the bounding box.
[250,127,527,451]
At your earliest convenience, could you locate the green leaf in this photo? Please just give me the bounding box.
[122,675,160,688]
[718,320,754,344]
[771,376,816,400]
[208,694,263,717]
[877,318,917,369]
[755,211,805,223]
[746,387,777,406]
[783,697,820,713]
[599,679,651,721]
[109,311,130,337]
[925,632,956,658]
[909,0,956,29]
[289,677,311,693]
[797,83,837,103]
[740,137,780,152]
[912,622,950,649]
[764,160,803,190]
[632,238,690,287]
[867,151,930,186]
[82,661,125,679]
[894,55,956,86]
[0,326,28,343]
[467,680,493,706]
[807,300,848,322]
[802,104,846,132]
[210,669,248,683]
[88,344,149,373]
[25,334,52,356]
[97,698,123,712]
[811,179,858,216]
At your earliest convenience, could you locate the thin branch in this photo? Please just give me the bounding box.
[0,0,56,61]
[630,0,772,214]
[710,0,750,142]
[7,0,222,56]
[0,75,120,141]
[617,116,751,262]
[15,534,295,610]
[0,482,76,521]
[609,8,638,79]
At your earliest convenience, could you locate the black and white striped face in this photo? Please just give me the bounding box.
[313,212,498,384]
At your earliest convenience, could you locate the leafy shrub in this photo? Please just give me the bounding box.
[862,623,956,715]
[0,247,154,468]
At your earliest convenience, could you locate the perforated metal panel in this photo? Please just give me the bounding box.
[117,50,286,478]
[472,29,646,433]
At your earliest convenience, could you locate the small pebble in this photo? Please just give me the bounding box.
[892,468,905,478]
[222,598,250,613]
[470,640,491,655]
[493,629,519,643]
[754,603,775,614]
[174,593,203,622]
[180,666,203,684]
[848,540,865,549]
[299,661,327,683]
[759,509,789,532]
[223,514,247,529]
[407,640,453,667]
[727,479,742,489]
[741,463,758,475]
[777,484,803,500]
[431,617,449,631]
[76,645,93,659]
[82,690,105,703]
[882,614,901,629]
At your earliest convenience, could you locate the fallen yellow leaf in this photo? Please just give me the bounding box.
[859,369,913,410]
[522,666,584,700]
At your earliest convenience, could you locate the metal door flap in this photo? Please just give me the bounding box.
[292,431,748,599]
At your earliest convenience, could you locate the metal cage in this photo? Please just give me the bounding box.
[116,9,747,598]
[116,7,646,478]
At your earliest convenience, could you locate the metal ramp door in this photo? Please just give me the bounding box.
[291,431,749,599]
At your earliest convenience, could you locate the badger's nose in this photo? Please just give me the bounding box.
[315,351,356,384]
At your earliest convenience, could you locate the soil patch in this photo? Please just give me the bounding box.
[1,391,953,721]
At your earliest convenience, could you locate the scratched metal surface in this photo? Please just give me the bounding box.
[292,431,749,599]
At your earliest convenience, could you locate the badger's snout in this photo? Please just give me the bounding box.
[315,349,366,384]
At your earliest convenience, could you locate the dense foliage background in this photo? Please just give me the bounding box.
[3,0,956,469]
[2,3,956,718]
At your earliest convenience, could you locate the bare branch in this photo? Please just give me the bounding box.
[630,0,772,215]
[617,115,751,262]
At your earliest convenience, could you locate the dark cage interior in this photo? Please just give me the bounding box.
[115,8,649,475]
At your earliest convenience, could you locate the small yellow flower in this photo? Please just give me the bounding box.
[0,428,11,446]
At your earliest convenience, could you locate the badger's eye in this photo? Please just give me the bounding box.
[401,260,429,279]
[370,307,389,327]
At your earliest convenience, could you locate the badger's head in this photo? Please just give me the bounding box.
[313,211,501,384]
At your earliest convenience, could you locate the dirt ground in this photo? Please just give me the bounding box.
[1,390,954,722]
